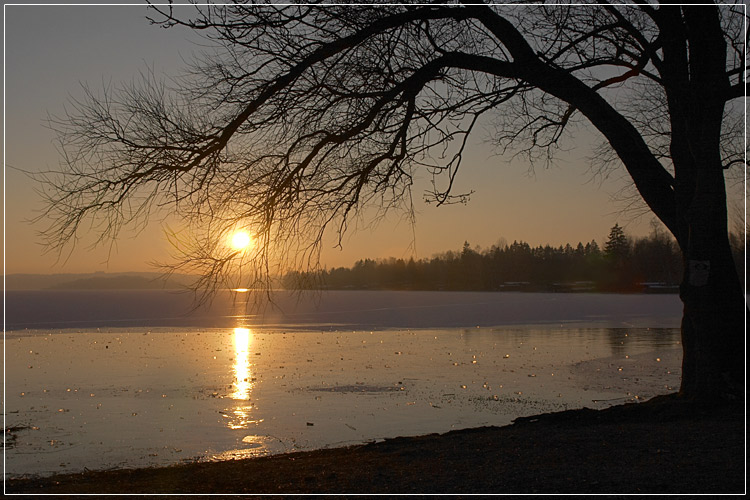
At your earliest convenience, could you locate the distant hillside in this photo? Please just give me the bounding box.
[5,272,196,290]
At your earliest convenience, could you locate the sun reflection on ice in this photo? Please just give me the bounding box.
[232,327,254,400]
[224,327,264,430]
[226,406,263,430]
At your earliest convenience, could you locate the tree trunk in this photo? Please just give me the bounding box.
[679,255,745,399]
[677,165,745,400]
[661,6,746,400]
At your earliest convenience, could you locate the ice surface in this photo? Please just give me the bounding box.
[5,289,683,331]
[4,323,681,478]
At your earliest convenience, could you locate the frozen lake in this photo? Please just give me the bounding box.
[4,290,683,478]
[5,289,683,330]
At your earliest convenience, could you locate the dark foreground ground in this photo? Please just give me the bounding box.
[6,395,745,496]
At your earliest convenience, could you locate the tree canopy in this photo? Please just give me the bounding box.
[39,3,747,397]
[40,3,744,283]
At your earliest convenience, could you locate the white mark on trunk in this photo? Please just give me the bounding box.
[688,260,710,286]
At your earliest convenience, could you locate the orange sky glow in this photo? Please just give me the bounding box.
[4,4,744,275]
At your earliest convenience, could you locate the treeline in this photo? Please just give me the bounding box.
[284,224,745,293]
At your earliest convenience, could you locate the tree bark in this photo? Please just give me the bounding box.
[670,5,746,399]
[678,177,746,399]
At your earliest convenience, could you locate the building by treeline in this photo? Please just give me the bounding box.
[284,224,746,293]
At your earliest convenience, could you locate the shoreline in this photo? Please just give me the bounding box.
[6,396,744,495]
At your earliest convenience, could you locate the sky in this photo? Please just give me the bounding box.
[3,3,745,275]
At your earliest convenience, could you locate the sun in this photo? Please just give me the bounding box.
[230,231,253,251]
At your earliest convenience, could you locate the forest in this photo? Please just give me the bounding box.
[284,224,745,293]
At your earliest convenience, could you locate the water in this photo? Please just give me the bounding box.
[4,290,683,478]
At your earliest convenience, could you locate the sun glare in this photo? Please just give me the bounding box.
[230,231,252,251]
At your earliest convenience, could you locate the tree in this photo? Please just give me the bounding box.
[39,3,746,398]
[603,223,631,288]
[631,219,682,286]
[604,224,629,262]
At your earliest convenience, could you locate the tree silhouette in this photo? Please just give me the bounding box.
[604,224,629,260]
[39,3,745,398]
[602,223,630,289]
[287,229,685,293]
